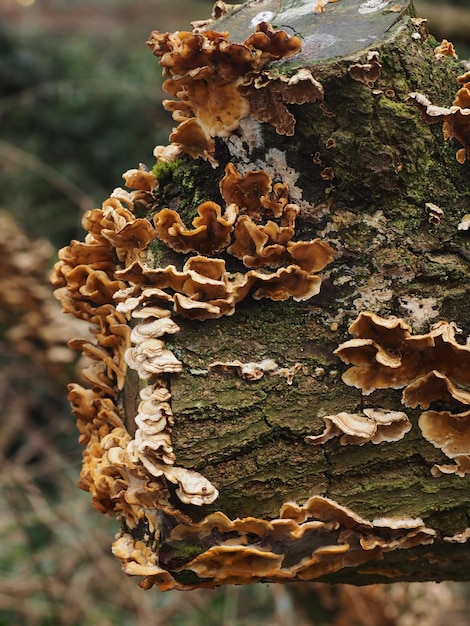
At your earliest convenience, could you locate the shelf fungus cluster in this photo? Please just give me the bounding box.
[52,65,337,584]
[52,5,470,590]
[147,22,323,164]
[408,68,470,164]
[334,312,470,477]
[112,495,435,590]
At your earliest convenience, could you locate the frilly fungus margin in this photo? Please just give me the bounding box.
[52,3,470,590]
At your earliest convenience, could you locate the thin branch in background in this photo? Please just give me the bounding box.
[0,138,96,215]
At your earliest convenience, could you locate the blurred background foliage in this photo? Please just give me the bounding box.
[1,1,470,624]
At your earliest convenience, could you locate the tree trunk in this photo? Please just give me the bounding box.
[54,0,470,590]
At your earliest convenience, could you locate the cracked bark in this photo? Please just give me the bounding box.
[131,0,470,584]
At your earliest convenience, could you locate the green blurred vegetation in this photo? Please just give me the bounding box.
[1,1,470,624]
[0,23,169,248]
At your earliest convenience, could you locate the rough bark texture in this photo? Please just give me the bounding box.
[142,1,470,584]
[56,0,470,590]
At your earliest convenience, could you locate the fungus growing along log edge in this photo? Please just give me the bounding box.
[53,0,470,590]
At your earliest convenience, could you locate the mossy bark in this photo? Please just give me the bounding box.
[136,0,470,584]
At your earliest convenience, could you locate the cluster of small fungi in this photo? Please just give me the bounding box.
[51,18,346,589]
[408,68,470,164]
[52,10,470,590]
[327,313,470,478]
[148,19,323,164]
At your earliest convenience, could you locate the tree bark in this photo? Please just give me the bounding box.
[57,0,470,590]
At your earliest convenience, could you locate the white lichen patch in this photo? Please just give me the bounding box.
[363,210,388,233]
[302,33,337,56]
[358,0,390,14]
[255,147,304,206]
[250,11,275,28]
[278,0,322,22]
[352,274,394,313]
[399,296,439,331]
[225,116,265,160]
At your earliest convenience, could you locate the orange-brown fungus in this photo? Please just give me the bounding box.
[408,84,470,163]
[241,67,323,137]
[335,312,470,396]
[133,495,434,589]
[306,409,411,446]
[122,165,157,192]
[335,312,470,476]
[51,13,341,591]
[348,52,382,88]
[419,410,470,477]
[147,23,304,161]
[220,162,273,216]
[153,201,237,254]
[434,39,458,59]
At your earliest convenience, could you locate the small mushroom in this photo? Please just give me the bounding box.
[348,51,382,88]
[434,39,458,59]
[305,408,411,446]
[419,409,470,477]
[153,201,238,254]
[425,202,444,225]
[458,213,470,231]
[122,165,157,192]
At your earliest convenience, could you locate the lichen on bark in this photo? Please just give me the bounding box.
[55,0,470,589]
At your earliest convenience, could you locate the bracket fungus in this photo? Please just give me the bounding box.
[408,70,470,163]
[335,312,470,477]
[52,0,470,591]
[147,22,309,163]
[348,51,382,88]
[306,409,411,446]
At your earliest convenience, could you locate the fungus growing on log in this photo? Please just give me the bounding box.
[408,68,470,163]
[147,21,304,163]
[53,0,470,591]
[305,409,411,446]
[348,51,382,88]
[334,312,470,397]
[153,201,238,254]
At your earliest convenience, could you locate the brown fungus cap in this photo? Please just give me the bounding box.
[122,165,157,192]
[434,39,458,59]
[334,312,470,395]
[220,163,272,216]
[241,68,323,136]
[348,51,382,88]
[240,83,297,136]
[117,252,331,320]
[134,495,436,589]
[228,214,334,270]
[408,90,470,163]
[169,118,217,165]
[82,197,157,263]
[419,410,470,477]
[227,214,293,268]
[147,23,302,162]
[305,409,411,446]
[402,370,470,410]
[153,201,238,254]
